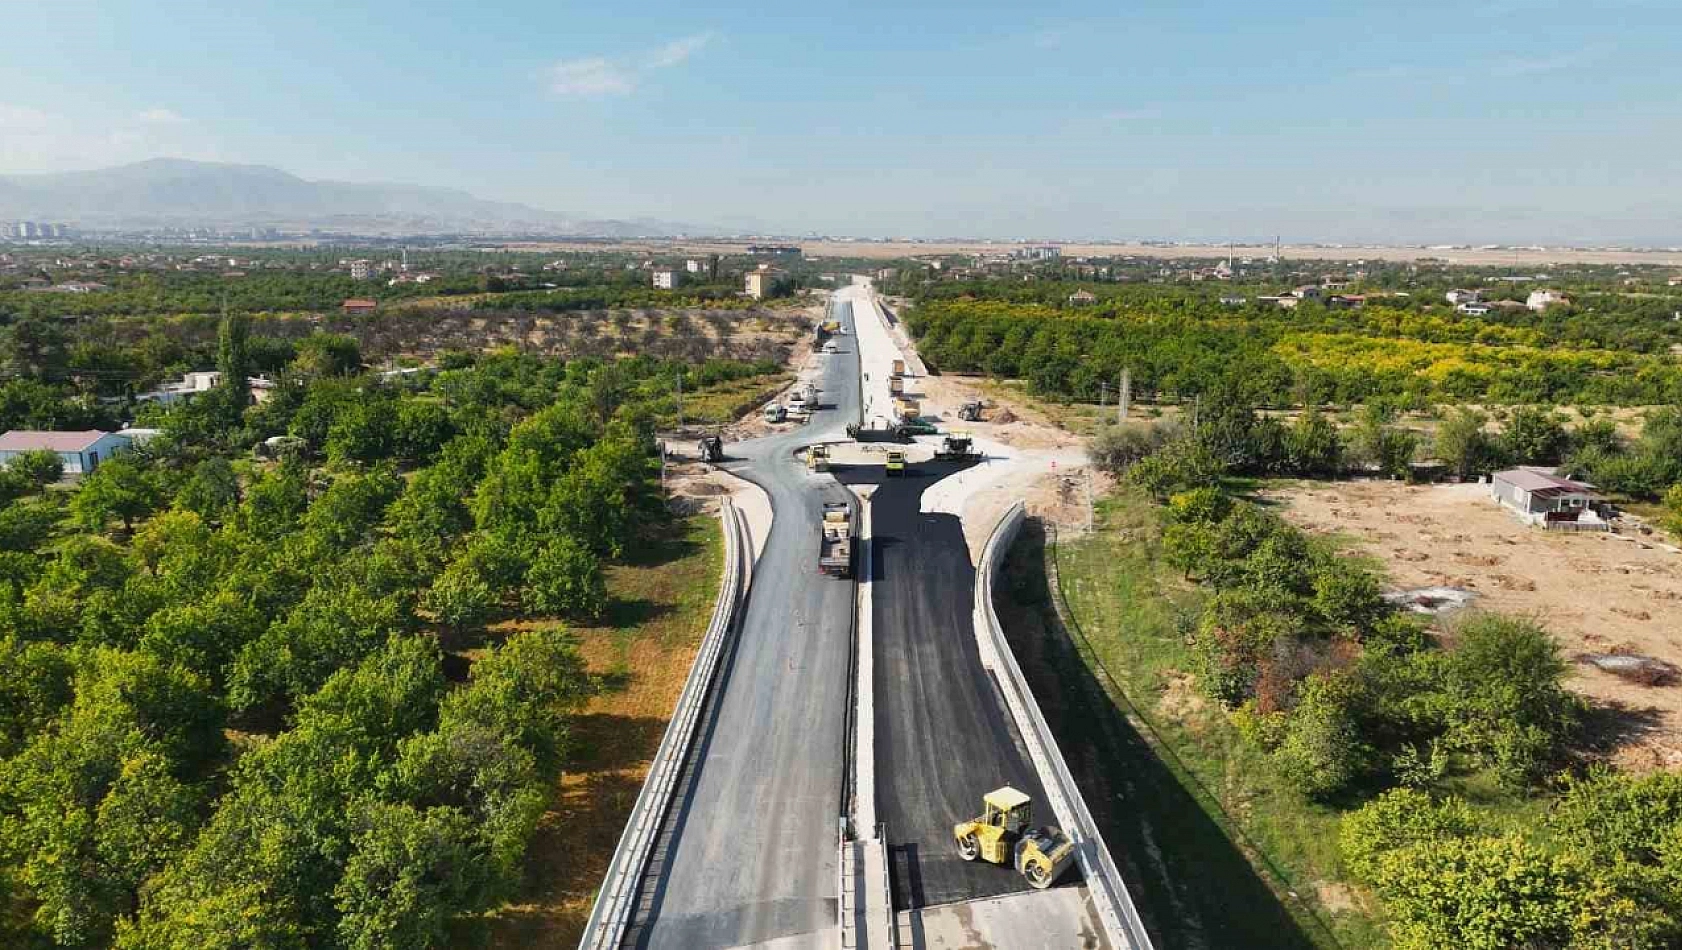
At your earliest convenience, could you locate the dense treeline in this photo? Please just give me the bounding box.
[909,298,1682,406]
[1095,393,1682,947]
[0,325,755,948]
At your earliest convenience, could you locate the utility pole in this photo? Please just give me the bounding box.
[1085,467,1094,535]
[675,371,684,429]
[1118,368,1131,423]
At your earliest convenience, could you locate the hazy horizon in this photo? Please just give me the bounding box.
[3,0,1680,245]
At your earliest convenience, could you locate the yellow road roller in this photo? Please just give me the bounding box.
[953,786,1075,889]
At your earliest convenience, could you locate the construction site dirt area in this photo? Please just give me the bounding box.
[1269,479,1682,772]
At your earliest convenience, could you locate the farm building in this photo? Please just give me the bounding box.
[1490,467,1609,529]
[0,430,133,476]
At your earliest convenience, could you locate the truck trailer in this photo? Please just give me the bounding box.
[819,502,853,578]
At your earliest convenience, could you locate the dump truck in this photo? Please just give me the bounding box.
[696,435,724,462]
[806,444,830,473]
[885,450,906,476]
[764,403,786,423]
[957,400,984,422]
[893,397,920,421]
[954,787,1075,890]
[819,502,853,578]
[891,358,906,377]
[889,375,904,396]
[934,432,975,461]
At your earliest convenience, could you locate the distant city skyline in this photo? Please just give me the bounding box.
[2,0,1679,244]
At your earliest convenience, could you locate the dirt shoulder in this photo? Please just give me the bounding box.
[1268,479,1682,772]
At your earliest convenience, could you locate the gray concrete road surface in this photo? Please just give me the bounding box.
[625,295,863,950]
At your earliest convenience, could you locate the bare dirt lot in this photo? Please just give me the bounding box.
[1270,479,1682,771]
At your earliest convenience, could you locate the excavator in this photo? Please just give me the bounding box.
[953,787,1075,890]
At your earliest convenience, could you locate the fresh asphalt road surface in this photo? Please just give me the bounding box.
[836,459,1050,910]
[628,295,863,950]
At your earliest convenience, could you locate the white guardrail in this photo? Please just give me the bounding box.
[974,502,1155,950]
[579,499,749,950]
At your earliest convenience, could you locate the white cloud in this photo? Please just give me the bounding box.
[546,57,636,97]
[1488,44,1608,77]
[545,33,716,98]
[647,32,714,68]
[135,107,188,124]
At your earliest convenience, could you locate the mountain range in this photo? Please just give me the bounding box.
[0,158,699,236]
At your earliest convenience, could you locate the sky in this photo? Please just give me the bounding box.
[1,0,1679,244]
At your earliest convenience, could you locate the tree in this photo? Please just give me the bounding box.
[440,628,590,775]
[392,400,454,463]
[1340,788,1480,882]
[1498,406,1569,465]
[216,310,251,407]
[1272,671,1367,799]
[71,457,162,535]
[174,457,241,523]
[291,333,361,378]
[522,536,607,620]
[332,802,493,950]
[1436,614,1581,785]
[1282,410,1343,476]
[421,560,496,631]
[1434,407,1497,480]
[9,448,64,488]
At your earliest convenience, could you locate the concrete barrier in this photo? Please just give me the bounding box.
[973,502,1154,950]
[578,500,750,950]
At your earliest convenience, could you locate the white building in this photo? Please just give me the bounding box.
[685,259,705,274]
[0,430,133,476]
[1527,289,1570,311]
[744,272,775,300]
[138,370,223,405]
[653,269,679,290]
[350,260,372,280]
[1445,289,1483,305]
[1490,467,1608,529]
[1456,302,1492,316]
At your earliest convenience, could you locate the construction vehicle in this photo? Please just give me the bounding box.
[818,502,853,578]
[891,358,906,377]
[885,450,906,476]
[889,375,904,396]
[934,432,976,461]
[893,397,920,421]
[896,419,938,437]
[806,444,830,473]
[764,403,786,423]
[696,435,724,463]
[953,787,1075,890]
[957,400,984,422]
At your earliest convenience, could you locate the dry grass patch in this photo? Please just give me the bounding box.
[486,514,723,948]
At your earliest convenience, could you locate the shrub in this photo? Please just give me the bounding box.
[1271,671,1367,799]
[1435,614,1581,786]
[1339,787,1479,882]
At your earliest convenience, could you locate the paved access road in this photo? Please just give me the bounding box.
[626,291,866,950]
[837,460,1050,910]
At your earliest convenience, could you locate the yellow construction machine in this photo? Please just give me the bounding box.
[885,450,906,476]
[953,786,1075,890]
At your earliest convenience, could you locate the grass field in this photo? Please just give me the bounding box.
[997,491,1387,949]
[486,513,723,947]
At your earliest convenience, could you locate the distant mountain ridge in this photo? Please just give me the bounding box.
[0,158,696,236]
